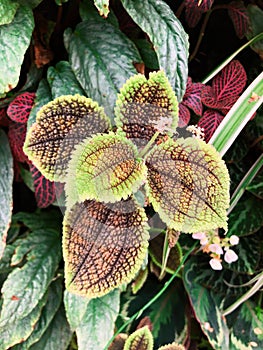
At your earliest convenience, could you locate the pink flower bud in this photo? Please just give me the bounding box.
[209,258,223,270]
[224,249,238,263]
[208,243,223,255]
[229,235,239,245]
[192,232,206,240]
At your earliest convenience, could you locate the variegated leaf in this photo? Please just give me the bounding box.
[123,326,153,350]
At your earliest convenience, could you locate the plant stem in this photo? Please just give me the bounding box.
[138,131,160,158]
[104,242,197,350]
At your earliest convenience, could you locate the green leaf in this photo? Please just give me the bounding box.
[246,5,263,57]
[145,137,230,233]
[93,0,110,17]
[247,171,263,200]
[115,71,178,148]
[123,326,154,350]
[63,198,149,298]
[183,257,229,350]
[0,130,13,258]
[29,305,72,350]
[0,0,19,25]
[0,5,34,97]
[24,94,110,182]
[65,18,141,120]
[133,38,159,70]
[121,0,189,101]
[12,278,63,349]
[228,192,263,237]
[0,228,61,328]
[17,0,44,8]
[64,289,120,350]
[47,61,85,98]
[0,244,15,274]
[66,133,147,205]
[230,301,263,350]
[158,344,185,350]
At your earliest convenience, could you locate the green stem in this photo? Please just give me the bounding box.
[159,230,170,280]
[138,131,160,158]
[104,243,197,350]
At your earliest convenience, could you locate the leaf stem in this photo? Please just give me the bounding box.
[138,131,160,158]
[104,242,197,350]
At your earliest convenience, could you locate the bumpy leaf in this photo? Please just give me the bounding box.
[94,0,110,17]
[158,344,185,350]
[0,130,13,258]
[65,18,140,120]
[64,289,120,350]
[121,0,189,101]
[145,137,230,233]
[198,109,224,142]
[0,0,19,25]
[24,94,110,181]
[66,133,147,205]
[228,1,249,39]
[115,71,178,148]
[7,92,35,123]
[124,326,153,350]
[0,228,61,328]
[63,198,149,297]
[0,5,34,96]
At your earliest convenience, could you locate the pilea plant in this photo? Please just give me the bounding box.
[23,71,229,297]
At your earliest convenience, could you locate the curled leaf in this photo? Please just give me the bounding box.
[115,71,178,148]
[123,326,153,350]
[145,137,230,233]
[23,94,110,181]
[158,343,185,350]
[63,198,149,298]
[66,132,147,205]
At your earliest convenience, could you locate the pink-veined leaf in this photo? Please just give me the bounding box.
[185,0,214,27]
[7,92,35,123]
[0,108,9,127]
[201,60,247,112]
[178,103,190,128]
[8,122,28,163]
[228,1,250,39]
[181,77,203,116]
[198,109,224,142]
[29,163,63,208]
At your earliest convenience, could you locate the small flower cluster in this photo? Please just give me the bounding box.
[192,231,239,270]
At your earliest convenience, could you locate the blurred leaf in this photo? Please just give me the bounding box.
[79,0,118,28]
[17,0,44,8]
[94,0,110,17]
[183,257,229,350]
[228,192,263,237]
[121,0,189,101]
[13,209,62,232]
[230,301,263,349]
[0,228,61,329]
[8,122,28,163]
[247,172,263,199]
[0,0,19,25]
[12,278,63,349]
[246,5,263,58]
[19,165,34,192]
[47,61,85,98]
[29,305,72,350]
[0,244,15,274]
[0,5,34,97]
[0,130,13,258]
[133,38,159,70]
[65,18,140,120]
[228,1,249,39]
[64,289,120,350]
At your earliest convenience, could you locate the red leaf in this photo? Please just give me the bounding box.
[228,1,249,39]
[185,0,214,27]
[198,109,224,142]
[29,163,63,208]
[201,60,247,112]
[182,77,204,116]
[0,108,9,127]
[178,103,191,128]
[7,92,35,123]
[8,122,28,163]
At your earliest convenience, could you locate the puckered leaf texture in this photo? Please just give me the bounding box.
[123,326,154,350]
[145,137,230,233]
[63,198,149,298]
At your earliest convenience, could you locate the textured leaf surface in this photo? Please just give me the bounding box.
[178,103,190,128]
[24,94,110,181]
[121,0,189,101]
[7,92,35,123]
[198,110,224,142]
[0,0,19,25]
[29,305,72,350]
[64,289,120,350]
[185,0,214,27]
[181,77,203,116]
[0,130,13,258]
[158,344,185,350]
[12,278,63,349]
[66,133,147,204]
[228,1,249,39]
[94,0,110,17]
[0,5,34,96]
[115,71,178,148]
[183,257,229,349]
[65,18,140,119]
[8,122,28,162]
[124,326,153,350]
[0,228,61,328]
[228,192,263,237]
[63,198,149,297]
[246,5,263,55]
[146,137,230,233]
[47,61,85,99]
[13,209,62,232]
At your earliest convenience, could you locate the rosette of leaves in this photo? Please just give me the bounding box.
[23,71,230,298]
